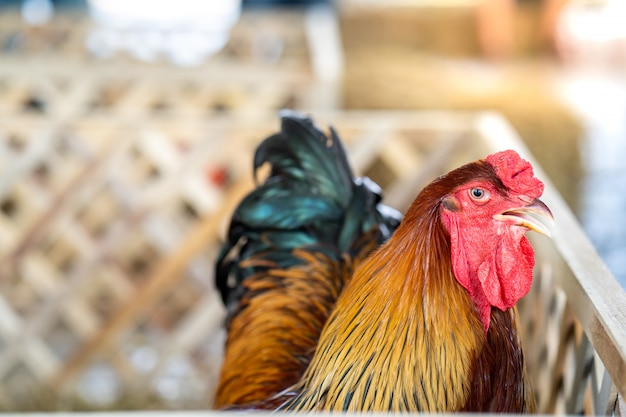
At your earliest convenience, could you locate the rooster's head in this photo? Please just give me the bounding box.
[438,150,553,331]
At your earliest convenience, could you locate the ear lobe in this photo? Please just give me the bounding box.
[442,196,460,212]
[447,215,470,292]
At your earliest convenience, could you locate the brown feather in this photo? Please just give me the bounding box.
[214,234,380,408]
[462,307,536,412]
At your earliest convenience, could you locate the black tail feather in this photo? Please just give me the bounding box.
[216,111,401,307]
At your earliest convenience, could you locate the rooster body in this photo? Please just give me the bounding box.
[215,112,551,412]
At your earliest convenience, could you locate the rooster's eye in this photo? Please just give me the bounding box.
[469,188,490,202]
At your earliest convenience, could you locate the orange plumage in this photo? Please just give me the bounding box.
[214,112,551,412]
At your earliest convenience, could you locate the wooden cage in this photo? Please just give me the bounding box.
[1,108,625,414]
[0,5,624,415]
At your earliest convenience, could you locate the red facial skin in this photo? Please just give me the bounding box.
[440,180,537,331]
[438,150,546,331]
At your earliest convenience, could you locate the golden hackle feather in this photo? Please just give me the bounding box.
[284,197,487,412]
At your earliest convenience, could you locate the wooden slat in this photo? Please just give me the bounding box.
[51,176,253,388]
[0,135,119,265]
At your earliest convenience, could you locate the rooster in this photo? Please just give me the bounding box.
[214,111,552,412]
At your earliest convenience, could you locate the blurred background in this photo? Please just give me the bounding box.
[0,0,624,412]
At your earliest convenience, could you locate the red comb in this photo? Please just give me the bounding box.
[486,150,544,199]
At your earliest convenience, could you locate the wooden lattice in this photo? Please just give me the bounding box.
[2,108,626,413]
[0,8,325,410]
[0,8,624,415]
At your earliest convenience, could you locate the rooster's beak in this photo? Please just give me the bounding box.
[494,198,554,237]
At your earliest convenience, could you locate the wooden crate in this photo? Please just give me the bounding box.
[0,7,623,415]
[0,110,624,414]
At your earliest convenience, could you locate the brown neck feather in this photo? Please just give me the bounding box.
[284,196,487,412]
[462,307,536,412]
